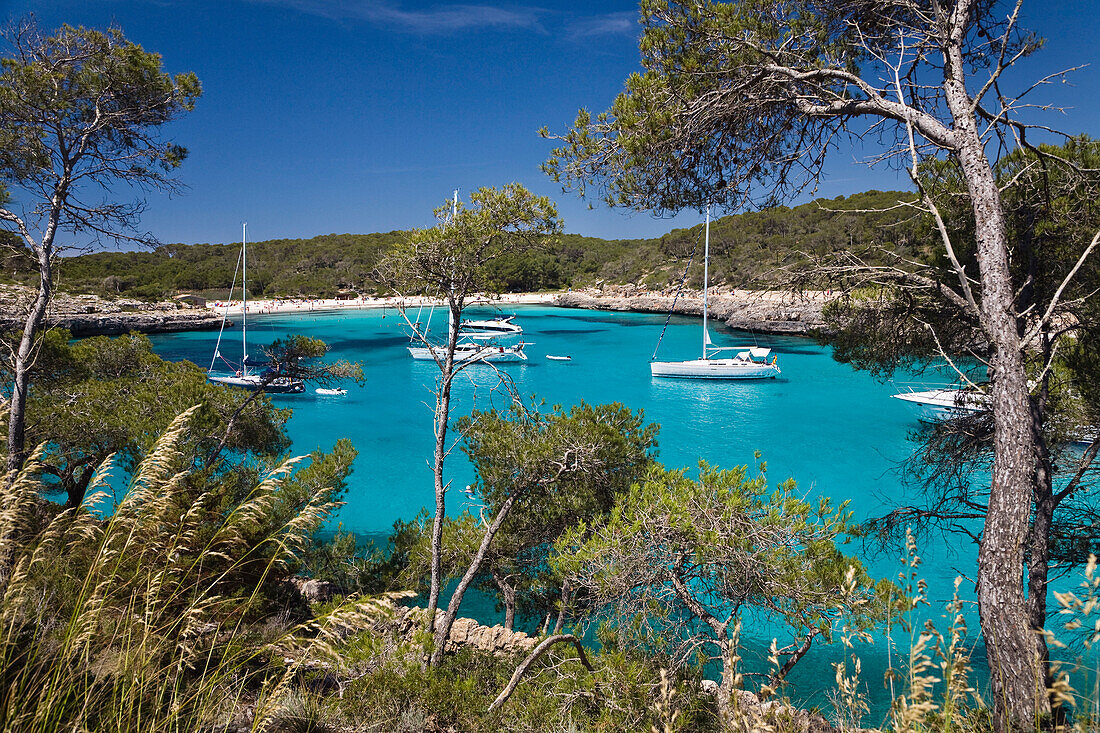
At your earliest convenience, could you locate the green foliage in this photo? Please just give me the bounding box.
[262,334,364,387]
[555,461,891,689]
[3,329,291,507]
[397,510,482,597]
[333,632,717,732]
[457,401,658,627]
[50,232,405,299]
[38,189,931,297]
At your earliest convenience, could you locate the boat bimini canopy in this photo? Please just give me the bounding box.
[708,346,772,359]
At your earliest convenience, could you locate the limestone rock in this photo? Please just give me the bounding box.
[555,287,835,336]
[298,579,339,603]
[396,603,537,656]
[0,284,223,337]
[697,684,835,733]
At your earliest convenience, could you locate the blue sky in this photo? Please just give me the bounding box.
[3,0,1099,246]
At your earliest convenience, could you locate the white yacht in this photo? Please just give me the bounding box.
[408,340,528,363]
[459,315,523,338]
[650,205,781,380]
[891,387,987,420]
[651,346,780,379]
[893,385,1100,446]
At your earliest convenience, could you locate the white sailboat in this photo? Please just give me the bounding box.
[208,223,305,394]
[650,205,781,380]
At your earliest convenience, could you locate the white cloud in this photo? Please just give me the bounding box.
[565,11,637,40]
[250,0,547,34]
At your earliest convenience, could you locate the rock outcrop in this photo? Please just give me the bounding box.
[716,686,836,733]
[0,285,223,337]
[555,286,835,335]
[397,605,538,656]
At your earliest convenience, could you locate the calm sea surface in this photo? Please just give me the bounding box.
[147,304,1008,715]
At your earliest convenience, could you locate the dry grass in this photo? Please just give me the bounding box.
[0,406,402,733]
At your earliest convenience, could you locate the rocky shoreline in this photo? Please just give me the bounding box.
[0,284,834,338]
[0,285,223,337]
[554,286,835,335]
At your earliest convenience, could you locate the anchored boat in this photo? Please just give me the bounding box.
[891,386,987,420]
[408,339,528,363]
[207,223,305,394]
[650,205,780,380]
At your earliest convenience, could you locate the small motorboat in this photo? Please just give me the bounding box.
[546,355,572,361]
[891,386,987,420]
[315,387,347,396]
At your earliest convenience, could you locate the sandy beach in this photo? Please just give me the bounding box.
[206,291,559,316]
[202,286,835,334]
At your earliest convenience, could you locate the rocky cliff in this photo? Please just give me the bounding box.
[0,285,223,337]
[554,286,834,335]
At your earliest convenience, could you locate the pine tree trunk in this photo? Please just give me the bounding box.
[941,28,1049,726]
[716,641,738,728]
[552,580,570,634]
[953,127,1048,729]
[425,298,462,636]
[6,248,53,479]
[1027,366,1057,717]
[495,573,517,631]
[430,492,518,667]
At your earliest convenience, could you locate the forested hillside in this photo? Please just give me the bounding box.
[17,190,926,299]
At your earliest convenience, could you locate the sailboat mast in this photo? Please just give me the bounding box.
[702,203,710,360]
[241,222,248,375]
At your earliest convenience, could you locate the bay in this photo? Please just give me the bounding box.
[147,303,984,716]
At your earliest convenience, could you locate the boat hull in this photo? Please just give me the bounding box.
[408,345,527,363]
[209,374,306,393]
[891,389,987,420]
[650,358,780,380]
[459,317,522,336]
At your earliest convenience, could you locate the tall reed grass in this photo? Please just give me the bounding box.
[0,407,399,733]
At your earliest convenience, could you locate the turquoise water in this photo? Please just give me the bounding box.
[148,304,984,716]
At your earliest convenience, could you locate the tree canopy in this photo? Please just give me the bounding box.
[0,21,200,247]
[554,461,888,724]
[6,330,290,507]
[0,19,201,483]
[33,189,931,299]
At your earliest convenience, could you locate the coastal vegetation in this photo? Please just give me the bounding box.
[7,188,927,300]
[825,137,1100,685]
[1,4,1099,733]
[0,19,200,482]
[543,0,1100,726]
[377,184,561,660]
